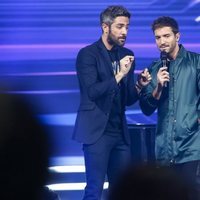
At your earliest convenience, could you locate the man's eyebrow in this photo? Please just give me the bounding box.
[115,23,130,26]
[155,33,170,37]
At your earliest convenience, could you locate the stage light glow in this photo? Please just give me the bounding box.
[195,16,200,22]
[47,182,109,191]
[49,165,85,173]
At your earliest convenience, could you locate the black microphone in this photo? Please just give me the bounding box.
[160,51,168,87]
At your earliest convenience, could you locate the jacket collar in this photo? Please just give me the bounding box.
[169,44,186,68]
[175,44,186,59]
[96,37,120,52]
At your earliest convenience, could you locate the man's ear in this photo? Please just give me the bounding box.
[176,32,180,42]
[102,23,109,34]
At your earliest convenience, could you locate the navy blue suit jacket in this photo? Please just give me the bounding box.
[73,38,138,144]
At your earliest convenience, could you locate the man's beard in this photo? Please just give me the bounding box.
[107,32,126,47]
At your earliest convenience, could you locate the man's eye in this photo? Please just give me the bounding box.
[116,26,122,29]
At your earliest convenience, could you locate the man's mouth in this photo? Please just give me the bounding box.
[160,46,168,49]
[119,37,126,42]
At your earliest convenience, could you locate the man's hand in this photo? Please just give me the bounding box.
[137,68,152,87]
[119,55,134,76]
[157,66,169,87]
[135,68,152,93]
[152,66,169,99]
[115,55,134,83]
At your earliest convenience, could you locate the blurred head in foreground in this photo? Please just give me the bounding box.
[108,164,189,200]
[0,93,49,199]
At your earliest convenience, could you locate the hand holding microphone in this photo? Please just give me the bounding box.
[158,51,169,87]
[152,51,170,99]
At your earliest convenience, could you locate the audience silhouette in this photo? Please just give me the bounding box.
[0,92,59,199]
[108,163,190,200]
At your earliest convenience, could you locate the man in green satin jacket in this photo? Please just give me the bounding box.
[139,16,200,200]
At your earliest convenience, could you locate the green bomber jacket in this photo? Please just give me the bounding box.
[139,45,200,165]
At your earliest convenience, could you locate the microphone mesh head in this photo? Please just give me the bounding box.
[160,51,168,60]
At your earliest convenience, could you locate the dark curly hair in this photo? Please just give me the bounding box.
[152,16,179,34]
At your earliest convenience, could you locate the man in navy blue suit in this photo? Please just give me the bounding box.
[73,5,151,200]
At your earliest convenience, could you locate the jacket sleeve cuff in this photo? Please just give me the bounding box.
[146,94,159,107]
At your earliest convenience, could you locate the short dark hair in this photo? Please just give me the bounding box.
[152,16,179,34]
[100,5,131,26]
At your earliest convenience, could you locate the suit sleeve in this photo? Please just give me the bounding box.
[76,48,119,101]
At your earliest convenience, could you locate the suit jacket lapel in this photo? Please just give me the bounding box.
[97,39,114,76]
[96,39,127,87]
[117,47,127,86]
[96,39,128,105]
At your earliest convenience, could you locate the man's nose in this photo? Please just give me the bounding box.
[121,27,128,35]
[160,37,166,45]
